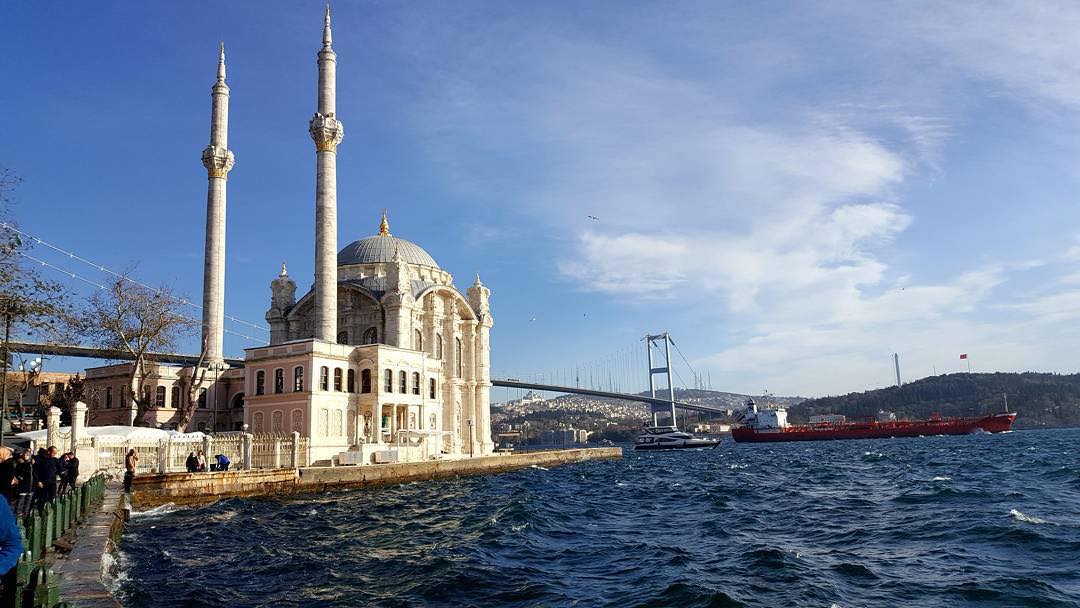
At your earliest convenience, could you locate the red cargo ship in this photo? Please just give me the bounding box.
[731,399,1016,443]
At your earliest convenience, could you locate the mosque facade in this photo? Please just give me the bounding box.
[81,7,494,463]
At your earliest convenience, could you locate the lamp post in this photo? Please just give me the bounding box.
[467,419,474,457]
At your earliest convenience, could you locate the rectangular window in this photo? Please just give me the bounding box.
[155,386,166,408]
[256,370,265,396]
[428,378,436,399]
[105,387,113,408]
[294,367,304,392]
[333,368,343,392]
[399,371,407,394]
[412,372,420,395]
[274,368,284,394]
[384,369,393,393]
[170,386,179,408]
[198,388,207,409]
[320,366,330,391]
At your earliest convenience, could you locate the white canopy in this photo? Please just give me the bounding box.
[16,425,206,442]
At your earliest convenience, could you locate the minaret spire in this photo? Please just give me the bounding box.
[310,5,345,342]
[200,42,236,367]
[379,209,390,236]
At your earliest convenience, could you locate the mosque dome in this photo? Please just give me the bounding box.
[336,211,440,269]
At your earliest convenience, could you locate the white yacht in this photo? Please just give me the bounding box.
[634,426,721,451]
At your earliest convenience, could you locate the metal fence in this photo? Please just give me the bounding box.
[249,433,309,469]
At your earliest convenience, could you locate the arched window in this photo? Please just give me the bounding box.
[347,369,356,393]
[363,327,377,345]
[429,413,437,430]
[399,370,407,394]
[337,330,348,345]
[274,368,284,394]
[197,421,207,432]
[105,387,113,408]
[255,370,265,395]
[198,388,207,409]
[294,366,304,392]
[272,410,283,433]
[333,368,343,392]
[320,366,329,391]
[384,369,393,393]
[429,378,436,399]
[414,329,423,351]
[291,409,303,433]
[412,372,421,395]
[154,386,166,408]
[436,334,443,359]
[456,338,463,377]
[253,412,264,433]
[232,393,245,409]
[170,385,180,408]
[361,369,372,393]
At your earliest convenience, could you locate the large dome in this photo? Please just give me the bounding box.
[337,234,440,268]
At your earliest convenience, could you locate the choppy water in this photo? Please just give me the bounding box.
[115,428,1080,607]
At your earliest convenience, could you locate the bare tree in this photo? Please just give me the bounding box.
[176,336,211,433]
[81,277,197,426]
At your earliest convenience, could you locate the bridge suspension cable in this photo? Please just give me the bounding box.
[2,222,270,334]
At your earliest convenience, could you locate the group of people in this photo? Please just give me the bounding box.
[0,445,79,514]
[184,451,229,473]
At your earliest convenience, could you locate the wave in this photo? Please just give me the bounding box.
[130,503,183,519]
[931,476,952,481]
[1009,509,1049,525]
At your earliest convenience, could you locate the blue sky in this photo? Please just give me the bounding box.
[3,1,1080,397]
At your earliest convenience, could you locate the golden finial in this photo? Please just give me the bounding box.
[379,209,391,236]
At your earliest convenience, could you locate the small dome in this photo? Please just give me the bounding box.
[337,234,440,268]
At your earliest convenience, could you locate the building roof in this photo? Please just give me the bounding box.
[337,234,440,269]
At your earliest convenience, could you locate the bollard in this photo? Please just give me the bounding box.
[291,431,301,469]
[243,433,253,470]
[25,516,40,562]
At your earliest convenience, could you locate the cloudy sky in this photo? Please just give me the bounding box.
[3,1,1080,397]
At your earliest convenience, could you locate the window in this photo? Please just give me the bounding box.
[291,409,303,433]
[272,410,283,433]
[456,338,463,377]
[105,387,113,408]
[363,327,377,344]
[429,413,437,429]
[361,369,372,393]
[333,368,343,392]
[253,412,264,433]
[198,388,207,409]
[155,386,166,408]
[412,372,420,395]
[232,393,245,409]
[294,366,304,392]
[384,369,393,393]
[337,330,348,344]
[347,369,355,393]
[274,368,284,394]
[414,329,423,351]
[255,370,265,395]
[320,366,329,391]
[399,370,407,394]
[429,378,436,399]
[170,385,180,408]
[436,334,443,359]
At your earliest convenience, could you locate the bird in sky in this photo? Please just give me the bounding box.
[530,317,537,322]
[587,215,599,220]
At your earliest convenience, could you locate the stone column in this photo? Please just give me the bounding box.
[71,400,87,455]
[310,7,344,342]
[46,406,60,449]
[201,44,235,366]
[243,433,253,470]
[291,431,301,468]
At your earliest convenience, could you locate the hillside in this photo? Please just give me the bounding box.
[794,372,1080,428]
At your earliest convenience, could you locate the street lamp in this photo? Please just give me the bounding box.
[467,419,473,457]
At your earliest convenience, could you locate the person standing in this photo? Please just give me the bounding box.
[123,449,138,493]
[185,451,199,473]
[0,487,23,573]
[64,452,79,493]
[196,450,207,473]
[32,446,60,512]
[57,453,71,495]
[0,448,15,506]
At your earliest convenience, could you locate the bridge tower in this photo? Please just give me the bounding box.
[644,333,677,427]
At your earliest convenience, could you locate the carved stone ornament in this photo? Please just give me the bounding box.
[309,112,345,152]
[201,145,235,178]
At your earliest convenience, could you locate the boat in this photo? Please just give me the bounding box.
[634,426,722,450]
[731,398,1016,443]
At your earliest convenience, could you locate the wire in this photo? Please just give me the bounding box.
[18,252,266,348]
[2,222,269,333]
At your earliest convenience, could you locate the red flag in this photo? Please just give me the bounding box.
[959,353,968,360]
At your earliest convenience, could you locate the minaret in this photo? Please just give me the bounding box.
[309,3,344,342]
[200,42,235,366]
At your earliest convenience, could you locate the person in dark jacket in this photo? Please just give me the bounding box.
[14,451,32,496]
[0,448,16,505]
[215,454,230,471]
[65,451,80,490]
[57,453,71,495]
[123,449,137,493]
[32,446,60,511]
[185,451,199,473]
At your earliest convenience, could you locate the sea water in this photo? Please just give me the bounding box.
[115,428,1080,607]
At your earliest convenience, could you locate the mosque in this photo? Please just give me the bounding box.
[82,7,495,462]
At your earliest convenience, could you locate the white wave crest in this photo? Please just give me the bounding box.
[1010,509,1049,524]
[530,464,549,471]
[130,503,182,519]
[208,510,237,523]
[931,476,952,481]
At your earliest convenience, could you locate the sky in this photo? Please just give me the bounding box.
[3,1,1080,398]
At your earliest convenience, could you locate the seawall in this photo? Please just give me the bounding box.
[131,447,622,508]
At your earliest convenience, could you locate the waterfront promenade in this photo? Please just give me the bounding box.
[130,447,622,508]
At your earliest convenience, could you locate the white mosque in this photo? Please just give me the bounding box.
[83,7,495,463]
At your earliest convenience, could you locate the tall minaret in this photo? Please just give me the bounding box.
[200,42,235,366]
[309,4,344,342]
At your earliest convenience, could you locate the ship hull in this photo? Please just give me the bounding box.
[634,439,721,451]
[731,413,1016,443]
